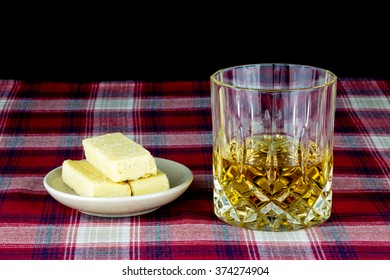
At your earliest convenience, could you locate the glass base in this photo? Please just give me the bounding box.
[213,178,332,232]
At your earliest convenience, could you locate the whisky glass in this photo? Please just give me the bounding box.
[211,63,337,231]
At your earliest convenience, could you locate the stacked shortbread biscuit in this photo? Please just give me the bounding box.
[61,132,170,197]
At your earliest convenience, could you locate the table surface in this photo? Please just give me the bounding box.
[0,78,389,260]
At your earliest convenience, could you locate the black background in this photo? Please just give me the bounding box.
[0,7,388,81]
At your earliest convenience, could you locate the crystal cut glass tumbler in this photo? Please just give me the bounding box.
[211,64,337,231]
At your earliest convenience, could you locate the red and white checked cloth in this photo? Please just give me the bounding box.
[0,78,389,260]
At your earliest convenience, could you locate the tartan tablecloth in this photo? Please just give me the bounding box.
[0,78,389,260]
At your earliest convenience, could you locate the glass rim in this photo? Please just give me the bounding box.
[210,63,337,92]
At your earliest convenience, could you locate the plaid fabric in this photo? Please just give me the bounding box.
[0,78,389,260]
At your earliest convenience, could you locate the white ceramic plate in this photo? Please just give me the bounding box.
[43,157,193,217]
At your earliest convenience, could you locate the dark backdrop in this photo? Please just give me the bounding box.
[1,41,387,81]
[0,9,388,81]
